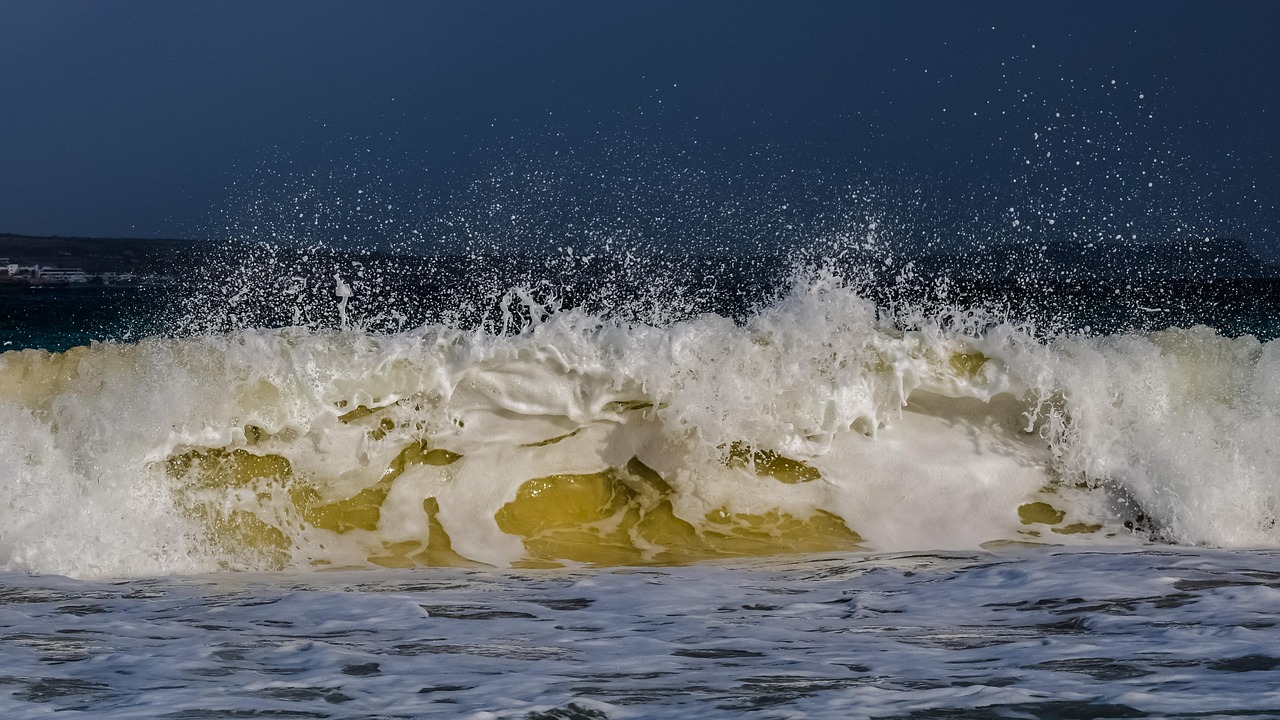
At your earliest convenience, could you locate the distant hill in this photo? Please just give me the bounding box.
[910,237,1280,285]
[2,231,1275,285]
[0,233,201,274]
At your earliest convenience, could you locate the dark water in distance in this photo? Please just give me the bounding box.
[0,285,174,351]
[4,234,1280,354]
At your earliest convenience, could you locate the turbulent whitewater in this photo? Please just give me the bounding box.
[2,272,1276,578]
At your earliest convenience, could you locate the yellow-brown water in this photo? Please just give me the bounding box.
[164,441,864,570]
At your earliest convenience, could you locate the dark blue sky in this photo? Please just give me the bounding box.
[1,1,1277,254]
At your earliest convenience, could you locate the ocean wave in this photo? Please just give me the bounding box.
[1,271,1276,577]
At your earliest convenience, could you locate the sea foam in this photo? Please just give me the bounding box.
[0,272,1276,577]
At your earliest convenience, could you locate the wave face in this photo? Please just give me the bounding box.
[2,272,1277,577]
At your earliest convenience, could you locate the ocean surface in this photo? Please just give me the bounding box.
[1,247,1279,718]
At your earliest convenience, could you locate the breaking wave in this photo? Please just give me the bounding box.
[2,269,1277,578]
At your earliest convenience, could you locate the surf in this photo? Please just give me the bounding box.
[3,268,1276,578]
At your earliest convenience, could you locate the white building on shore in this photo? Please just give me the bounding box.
[1,261,90,283]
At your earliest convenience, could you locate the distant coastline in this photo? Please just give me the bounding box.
[1,231,1276,290]
[0,233,195,287]
[0,263,177,287]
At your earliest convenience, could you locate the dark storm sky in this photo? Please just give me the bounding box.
[1,1,1277,247]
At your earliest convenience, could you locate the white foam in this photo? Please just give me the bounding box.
[3,547,1279,717]
[0,276,1275,577]
[1045,326,1280,546]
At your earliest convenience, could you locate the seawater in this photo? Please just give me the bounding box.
[2,258,1279,718]
[2,549,1280,718]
